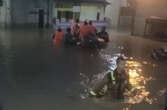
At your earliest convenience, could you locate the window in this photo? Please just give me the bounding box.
[73,3,80,6]
[57,11,74,22]
[73,12,80,20]
[56,3,73,8]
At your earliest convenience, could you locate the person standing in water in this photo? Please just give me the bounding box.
[71,19,80,37]
[88,20,97,36]
[64,28,78,45]
[79,21,90,40]
[53,28,64,44]
[89,57,132,99]
[98,26,109,42]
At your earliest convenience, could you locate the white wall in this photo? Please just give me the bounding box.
[0,0,11,27]
[0,5,6,26]
[105,0,121,28]
[80,3,105,21]
[53,3,105,22]
[52,2,57,19]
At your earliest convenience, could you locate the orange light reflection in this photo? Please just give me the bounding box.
[125,61,153,104]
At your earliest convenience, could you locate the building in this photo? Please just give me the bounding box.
[133,0,167,35]
[0,0,109,28]
[0,0,11,27]
[53,0,109,22]
[106,0,167,36]
[10,0,51,26]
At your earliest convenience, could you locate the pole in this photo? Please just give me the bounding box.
[46,0,50,28]
[165,91,167,110]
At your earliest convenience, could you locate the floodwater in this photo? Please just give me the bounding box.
[0,28,166,110]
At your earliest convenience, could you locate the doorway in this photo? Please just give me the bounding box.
[38,9,45,28]
[97,12,100,21]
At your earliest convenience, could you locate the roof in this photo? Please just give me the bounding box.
[54,0,109,5]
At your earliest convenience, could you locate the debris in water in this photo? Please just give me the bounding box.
[129,57,133,60]
[118,46,124,50]
[143,61,148,65]
[158,88,167,96]
[80,94,87,99]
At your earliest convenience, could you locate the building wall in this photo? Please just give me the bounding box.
[105,0,167,35]
[105,0,121,28]
[10,0,53,25]
[0,0,11,27]
[0,4,6,26]
[80,3,105,21]
[1,0,107,26]
[134,0,167,35]
[52,3,106,22]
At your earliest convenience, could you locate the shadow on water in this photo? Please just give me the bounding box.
[0,28,166,110]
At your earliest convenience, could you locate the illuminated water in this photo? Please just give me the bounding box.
[0,28,166,110]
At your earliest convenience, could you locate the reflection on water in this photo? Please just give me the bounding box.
[80,53,156,109]
[0,28,166,110]
[125,61,154,105]
[80,53,122,99]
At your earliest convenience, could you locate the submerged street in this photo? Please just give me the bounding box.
[0,28,166,110]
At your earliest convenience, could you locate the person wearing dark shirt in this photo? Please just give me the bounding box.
[98,26,109,42]
[64,28,77,45]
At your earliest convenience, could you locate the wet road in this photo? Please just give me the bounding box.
[0,28,166,110]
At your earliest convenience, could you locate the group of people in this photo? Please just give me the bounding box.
[52,19,135,99]
[52,19,167,101]
[53,19,109,48]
